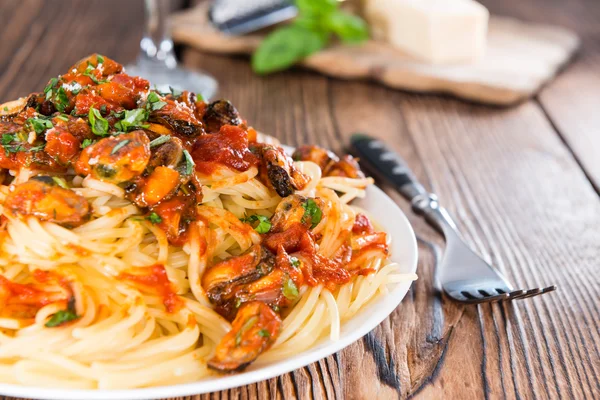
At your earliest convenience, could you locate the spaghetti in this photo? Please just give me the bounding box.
[0,54,416,389]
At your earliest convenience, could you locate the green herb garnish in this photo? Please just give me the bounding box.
[114,108,149,132]
[149,135,171,148]
[44,77,59,100]
[81,138,95,149]
[241,214,272,234]
[290,256,300,268]
[282,278,299,300]
[3,106,8,111]
[182,149,194,176]
[56,114,69,122]
[111,139,130,155]
[88,107,109,136]
[27,117,53,134]
[235,316,258,347]
[83,63,107,84]
[251,0,368,74]
[302,198,322,229]
[146,212,162,224]
[195,93,204,102]
[258,329,270,338]
[45,297,78,327]
[146,91,167,111]
[97,54,105,64]
[54,87,69,113]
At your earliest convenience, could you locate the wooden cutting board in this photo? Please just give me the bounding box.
[171,3,579,106]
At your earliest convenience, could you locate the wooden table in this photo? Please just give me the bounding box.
[1,0,598,399]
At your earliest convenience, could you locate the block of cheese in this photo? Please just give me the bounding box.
[362,0,489,64]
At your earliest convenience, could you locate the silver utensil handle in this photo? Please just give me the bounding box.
[350,133,459,237]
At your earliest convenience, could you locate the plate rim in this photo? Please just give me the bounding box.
[0,185,418,400]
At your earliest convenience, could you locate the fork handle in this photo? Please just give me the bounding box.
[350,133,458,235]
[350,133,428,201]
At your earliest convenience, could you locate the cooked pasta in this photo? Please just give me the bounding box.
[0,54,416,389]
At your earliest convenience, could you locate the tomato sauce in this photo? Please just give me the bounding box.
[0,270,70,315]
[119,264,183,313]
[191,125,259,175]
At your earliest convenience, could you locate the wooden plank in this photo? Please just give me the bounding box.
[0,0,598,399]
[177,48,600,398]
[478,0,600,192]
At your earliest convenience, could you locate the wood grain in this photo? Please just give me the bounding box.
[479,0,600,193]
[171,3,580,106]
[0,0,599,399]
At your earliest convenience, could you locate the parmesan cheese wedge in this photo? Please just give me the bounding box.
[363,0,489,64]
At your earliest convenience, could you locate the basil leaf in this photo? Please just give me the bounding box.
[88,107,109,136]
[149,135,171,148]
[2,133,15,145]
[45,297,78,327]
[110,139,131,155]
[81,138,95,149]
[27,117,53,134]
[326,11,369,43]
[290,256,300,268]
[302,198,322,229]
[114,108,149,132]
[241,214,272,234]
[296,0,337,16]
[146,212,162,224]
[252,25,327,75]
[54,87,69,113]
[282,278,299,300]
[182,149,195,176]
[258,329,270,338]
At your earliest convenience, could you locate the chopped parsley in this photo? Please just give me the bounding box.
[80,138,95,149]
[241,214,272,234]
[149,135,171,148]
[169,86,182,98]
[3,106,8,111]
[88,107,109,136]
[44,77,59,100]
[182,149,194,176]
[258,329,270,338]
[290,256,300,268]
[2,133,15,146]
[110,139,130,155]
[235,316,258,347]
[114,108,149,132]
[45,297,78,327]
[26,117,53,134]
[54,87,69,113]
[1,133,26,155]
[146,91,167,111]
[282,278,299,300]
[195,93,204,102]
[302,198,322,229]
[83,62,107,84]
[146,212,162,224]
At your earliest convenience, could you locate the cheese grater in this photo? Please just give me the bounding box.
[209,0,298,35]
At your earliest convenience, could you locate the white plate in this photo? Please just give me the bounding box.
[0,184,418,400]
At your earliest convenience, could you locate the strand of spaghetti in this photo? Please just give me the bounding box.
[187,221,211,306]
[275,285,323,345]
[322,289,341,341]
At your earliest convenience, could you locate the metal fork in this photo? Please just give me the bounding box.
[351,134,557,304]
